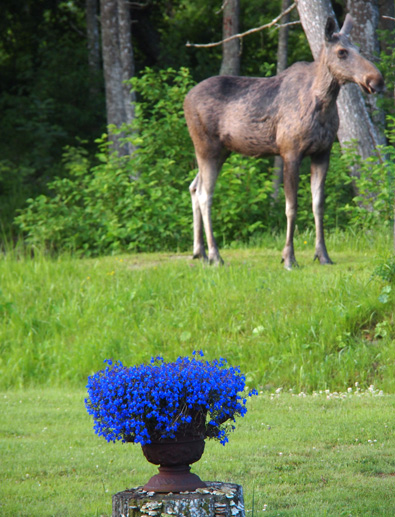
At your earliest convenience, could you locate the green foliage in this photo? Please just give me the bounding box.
[14,68,280,255]
[0,1,106,237]
[14,67,395,256]
[378,29,395,117]
[0,160,36,235]
[15,68,197,255]
[340,119,395,229]
[373,255,395,284]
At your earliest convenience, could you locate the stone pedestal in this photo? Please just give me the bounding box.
[112,481,245,517]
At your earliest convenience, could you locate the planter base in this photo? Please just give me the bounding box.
[112,481,245,517]
[143,465,207,493]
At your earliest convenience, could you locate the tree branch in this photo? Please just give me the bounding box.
[186,2,297,48]
[215,0,230,15]
[382,16,395,21]
[273,20,301,31]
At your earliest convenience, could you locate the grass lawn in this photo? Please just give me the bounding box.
[1,231,395,392]
[1,388,394,516]
[1,232,395,515]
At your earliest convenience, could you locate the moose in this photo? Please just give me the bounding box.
[184,15,384,269]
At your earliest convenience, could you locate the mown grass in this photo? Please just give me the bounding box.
[1,388,395,516]
[0,230,394,392]
[1,230,395,515]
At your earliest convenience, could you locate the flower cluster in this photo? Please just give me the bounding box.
[85,353,257,446]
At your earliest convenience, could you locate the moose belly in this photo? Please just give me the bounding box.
[219,118,279,157]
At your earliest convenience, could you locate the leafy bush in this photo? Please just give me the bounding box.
[373,255,395,284]
[15,68,395,256]
[15,68,279,255]
[340,116,395,229]
[16,68,197,255]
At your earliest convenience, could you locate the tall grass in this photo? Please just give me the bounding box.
[0,229,394,392]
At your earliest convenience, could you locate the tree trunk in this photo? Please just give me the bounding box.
[346,0,386,145]
[297,0,383,179]
[272,0,292,200]
[219,0,240,76]
[86,0,101,76]
[100,0,136,156]
[378,0,395,107]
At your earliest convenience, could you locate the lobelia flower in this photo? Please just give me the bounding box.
[85,353,257,446]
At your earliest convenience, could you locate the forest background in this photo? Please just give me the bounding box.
[1,0,394,256]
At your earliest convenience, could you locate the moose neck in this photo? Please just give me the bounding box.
[311,48,341,111]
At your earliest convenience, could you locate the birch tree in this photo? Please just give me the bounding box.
[219,0,240,76]
[100,0,136,156]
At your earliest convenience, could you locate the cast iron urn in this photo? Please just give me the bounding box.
[140,432,207,493]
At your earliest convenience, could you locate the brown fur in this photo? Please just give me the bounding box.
[184,15,384,269]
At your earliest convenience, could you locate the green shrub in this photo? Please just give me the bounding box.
[14,68,395,256]
[15,68,278,255]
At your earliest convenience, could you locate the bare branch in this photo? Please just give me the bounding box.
[127,1,150,8]
[382,16,395,21]
[215,0,230,15]
[273,20,301,31]
[186,2,297,48]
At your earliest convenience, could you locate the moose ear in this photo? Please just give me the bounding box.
[340,14,353,36]
[325,17,337,42]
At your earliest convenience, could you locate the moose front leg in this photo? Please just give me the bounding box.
[281,156,301,270]
[189,173,207,260]
[311,152,333,265]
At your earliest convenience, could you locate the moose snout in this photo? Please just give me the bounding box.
[363,74,385,94]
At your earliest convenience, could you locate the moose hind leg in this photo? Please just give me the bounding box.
[311,153,333,265]
[189,173,207,260]
[195,157,223,265]
[281,156,301,270]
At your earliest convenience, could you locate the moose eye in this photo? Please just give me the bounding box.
[337,49,348,59]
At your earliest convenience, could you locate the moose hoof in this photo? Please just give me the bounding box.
[314,253,333,265]
[208,254,224,266]
[192,250,208,261]
[281,257,299,271]
[209,258,224,266]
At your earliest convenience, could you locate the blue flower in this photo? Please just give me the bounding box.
[85,353,257,446]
